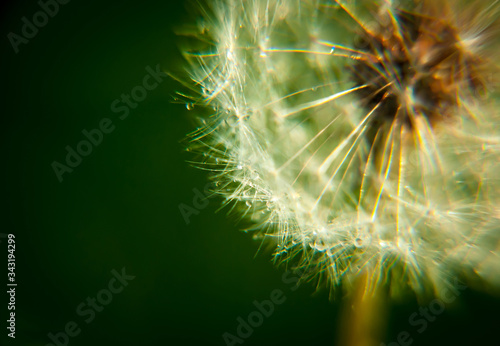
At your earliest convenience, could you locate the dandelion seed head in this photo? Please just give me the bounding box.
[180,0,500,298]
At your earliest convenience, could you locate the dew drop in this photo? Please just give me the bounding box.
[354,238,363,248]
[313,241,328,252]
[186,103,194,110]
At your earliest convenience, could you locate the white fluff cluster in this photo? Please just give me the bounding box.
[180,0,500,297]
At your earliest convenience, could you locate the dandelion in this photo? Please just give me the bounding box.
[177,0,500,299]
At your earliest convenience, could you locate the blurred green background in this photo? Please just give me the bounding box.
[1,0,499,345]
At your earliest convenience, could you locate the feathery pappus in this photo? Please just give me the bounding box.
[176,0,500,298]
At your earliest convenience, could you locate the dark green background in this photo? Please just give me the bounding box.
[1,0,499,345]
